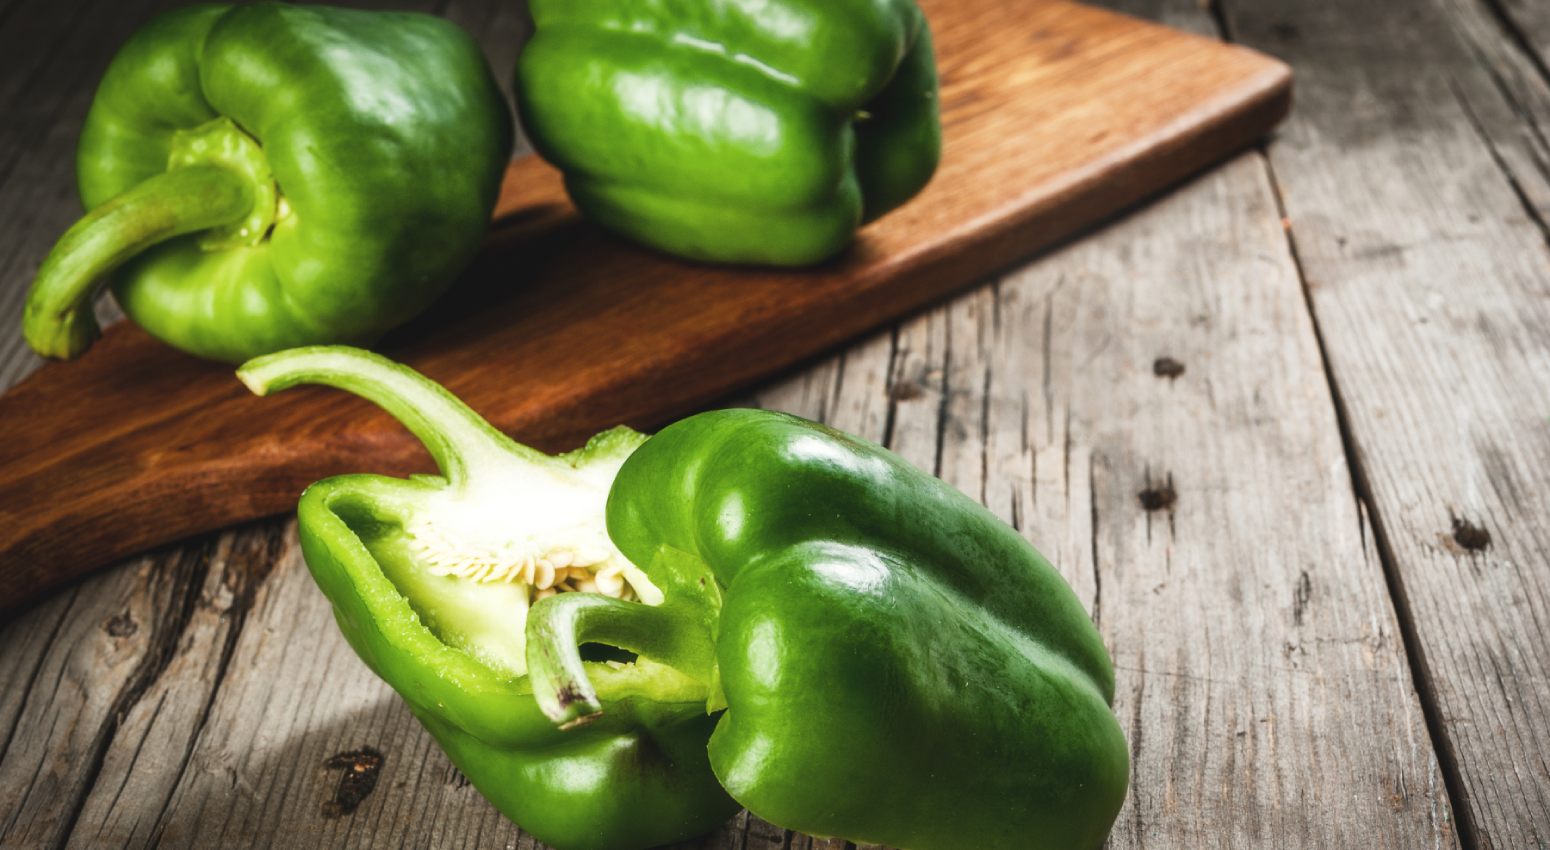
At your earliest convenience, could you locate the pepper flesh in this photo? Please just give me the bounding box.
[239,347,735,850]
[25,4,512,362]
[516,0,941,266]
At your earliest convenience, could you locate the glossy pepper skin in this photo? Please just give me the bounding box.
[534,410,1131,850]
[24,4,511,362]
[516,0,941,266]
[238,347,736,850]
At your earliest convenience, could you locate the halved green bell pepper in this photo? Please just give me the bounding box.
[24,3,512,363]
[241,346,1127,850]
[516,0,941,266]
[238,347,736,850]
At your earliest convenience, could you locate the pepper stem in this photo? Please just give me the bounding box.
[23,165,254,359]
[526,545,723,728]
[237,346,541,487]
[526,595,679,727]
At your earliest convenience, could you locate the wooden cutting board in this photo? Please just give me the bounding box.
[0,0,1289,612]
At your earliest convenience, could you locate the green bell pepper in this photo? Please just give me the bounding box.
[516,0,941,266]
[538,414,1130,850]
[240,346,1127,850]
[24,3,512,363]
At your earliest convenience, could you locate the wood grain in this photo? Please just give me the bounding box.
[10,0,1549,846]
[0,0,1291,612]
[929,155,1452,848]
[1220,0,1550,844]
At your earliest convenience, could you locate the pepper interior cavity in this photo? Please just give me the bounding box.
[238,345,657,679]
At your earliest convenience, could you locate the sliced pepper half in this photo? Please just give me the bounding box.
[238,346,735,850]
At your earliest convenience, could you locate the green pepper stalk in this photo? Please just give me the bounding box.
[239,347,735,850]
[243,346,1129,850]
[25,164,255,358]
[25,4,512,362]
[517,0,942,266]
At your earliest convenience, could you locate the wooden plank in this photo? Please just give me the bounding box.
[94,529,529,850]
[0,546,207,850]
[1493,0,1550,75]
[911,155,1454,848]
[1431,0,1550,220]
[0,0,1292,610]
[60,528,278,849]
[1216,0,1550,844]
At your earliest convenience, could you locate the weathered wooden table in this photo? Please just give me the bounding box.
[2,0,1547,848]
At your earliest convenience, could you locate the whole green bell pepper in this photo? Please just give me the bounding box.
[516,0,941,266]
[535,412,1131,850]
[24,3,512,363]
[240,346,1127,850]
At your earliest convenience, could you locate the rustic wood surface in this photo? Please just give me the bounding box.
[0,2,1545,850]
[0,0,1291,612]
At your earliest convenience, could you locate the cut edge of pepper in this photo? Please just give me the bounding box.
[239,346,707,692]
